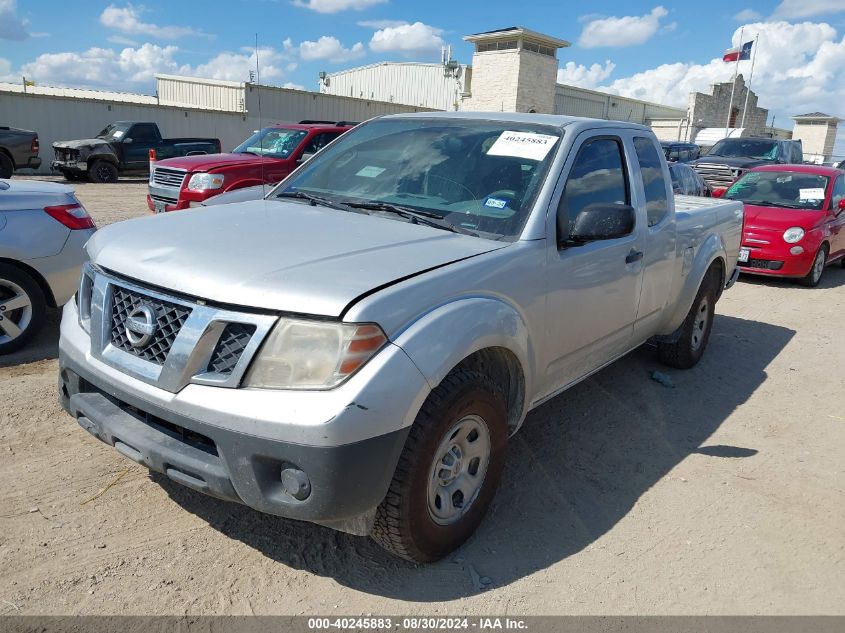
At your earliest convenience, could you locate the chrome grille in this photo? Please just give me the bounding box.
[150,193,178,205]
[152,167,186,188]
[207,323,257,375]
[110,286,192,365]
[692,163,739,188]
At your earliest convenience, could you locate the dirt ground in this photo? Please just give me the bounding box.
[1,177,843,616]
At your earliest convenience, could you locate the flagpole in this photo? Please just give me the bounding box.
[725,26,744,138]
[740,33,759,129]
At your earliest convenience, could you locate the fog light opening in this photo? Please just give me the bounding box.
[280,467,311,501]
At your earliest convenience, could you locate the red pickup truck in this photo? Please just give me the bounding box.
[147,121,355,212]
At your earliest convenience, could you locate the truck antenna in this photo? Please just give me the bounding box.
[255,33,266,199]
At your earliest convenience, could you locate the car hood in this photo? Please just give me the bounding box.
[693,156,771,169]
[53,138,110,149]
[154,153,280,172]
[741,203,824,232]
[87,200,507,317]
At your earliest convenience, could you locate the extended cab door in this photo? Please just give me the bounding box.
[631,135,676,338]
[828,175,845,260]
[122,123,161,172]
[543,131,645,393]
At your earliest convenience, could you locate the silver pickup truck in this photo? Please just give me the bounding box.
[58,112,743,562]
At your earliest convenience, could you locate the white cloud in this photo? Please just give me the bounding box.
[734,8,762,21]
[292,0,387,13]
[369,22,444,55]
[598,20,845,158]
[283,81,305,90]
[0,0,29,40]
[108,34,139,46]
[0,57,18,82]
[99,4,210,40]
[299,36,365,62]
[557,60,616,89]
[773,0,845,19]
[578,6,669,48]
[357,19,407,29]
[191,47,289,83]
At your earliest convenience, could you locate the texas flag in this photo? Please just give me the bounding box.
[723,40,753,62]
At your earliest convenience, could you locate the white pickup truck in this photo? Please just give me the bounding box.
[59,113,743,562]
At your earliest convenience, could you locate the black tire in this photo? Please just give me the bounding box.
[372,370,508,563]
[0,152,13,179]
[801,245,827,287]
[88,159,118,184]
[0,263,46,355]
[658,273,717,369]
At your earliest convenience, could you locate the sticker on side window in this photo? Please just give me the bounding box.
[799,188,825,200]
[355,166,386,178]
[487,131,558,161]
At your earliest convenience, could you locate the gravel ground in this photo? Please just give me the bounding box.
[1,177,843,615]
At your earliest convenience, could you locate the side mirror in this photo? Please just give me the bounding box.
[298,152,315,163]
[562,202,635,246]
[123,137,134,144]
[712,187,727,198]
[836,199,845,213]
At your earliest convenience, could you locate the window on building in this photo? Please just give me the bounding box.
[477,40,518,52]
[634,136,670,226]
[557,138,630,241]
[729,106,740,128]
[522,41,555,56]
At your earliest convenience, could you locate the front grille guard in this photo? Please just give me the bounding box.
[88,269,276,393]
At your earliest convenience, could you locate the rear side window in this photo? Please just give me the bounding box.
[633,137,669,226]
[557,137,629,241]
[132,124,158,142]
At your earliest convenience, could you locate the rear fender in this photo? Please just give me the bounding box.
[392,297,534,430]
[658,232,726,338]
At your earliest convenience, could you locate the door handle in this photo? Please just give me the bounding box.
[625,250,644,264]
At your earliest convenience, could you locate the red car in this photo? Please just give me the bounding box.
[722,164,845,286]
[147,121,355,212]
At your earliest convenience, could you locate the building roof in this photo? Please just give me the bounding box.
[155,74,245,88]
[0,81,157,104]
[463,26,570,49]
[792,112,841,121]
[323,61,467,77]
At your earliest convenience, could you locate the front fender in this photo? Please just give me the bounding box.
[659,232,727,337]
[392,297,534,425]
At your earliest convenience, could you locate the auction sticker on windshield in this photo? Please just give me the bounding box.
[487,131,558,161]
[799,188,825,200]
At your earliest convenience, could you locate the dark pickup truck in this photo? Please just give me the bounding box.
[0,126,41,178]
[52,122,221,183]
[691,137,804,191]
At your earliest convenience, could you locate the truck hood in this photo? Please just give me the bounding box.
[741,203,824,232]
[53,138,109,150]
[87,200,507,317]
[154,152,278,172]
[693,156,771,169]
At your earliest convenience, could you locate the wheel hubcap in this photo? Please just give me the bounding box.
[691,296,709,352]
[427,414,491,526]
[813,251,825,282]
[0,279,33,344]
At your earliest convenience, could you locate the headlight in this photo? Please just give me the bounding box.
[244,318,387,390]
[186,173,224,191]
[783,227,805,243]
[77,263,94,334]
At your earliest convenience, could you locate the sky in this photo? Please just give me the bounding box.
[1,0,844,157]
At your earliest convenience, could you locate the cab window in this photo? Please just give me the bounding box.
[634,136,669,226]
[831,176,845,210]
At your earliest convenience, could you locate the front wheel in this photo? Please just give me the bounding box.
[88,159,118,184]
[0,152,13,179]
[0,264,46,355]
[658,277,716,369]
[801,246,827,287]
[372,371,508,563]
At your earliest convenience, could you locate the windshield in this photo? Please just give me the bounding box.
[725,171,829,210]
[707,138,778,160]
[96,123,131,140]
[271,118,562,240]
[233,127,308,158]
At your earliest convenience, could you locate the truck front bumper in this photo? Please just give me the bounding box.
[51,160,87,174]
[59,302,429,532]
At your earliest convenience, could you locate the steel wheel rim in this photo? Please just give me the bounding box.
[427,414,492,526]
[691,296,709,352]
[0,279,33,344]
[812,250,825,283]
[98,164,113,182]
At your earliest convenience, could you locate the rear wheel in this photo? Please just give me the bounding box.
[0,152,13,179]
[88,159,118,184]
[372,370,508,563]
[658,274,717,369]
[801,245,827,287]
[0,264,46,355]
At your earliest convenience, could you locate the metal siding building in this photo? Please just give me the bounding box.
[319,62,470,111]
[157,74,246,112]
[553,84,686,124]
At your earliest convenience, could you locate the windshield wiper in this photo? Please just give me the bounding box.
[276,190,361,212]
[345,201,478,236]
